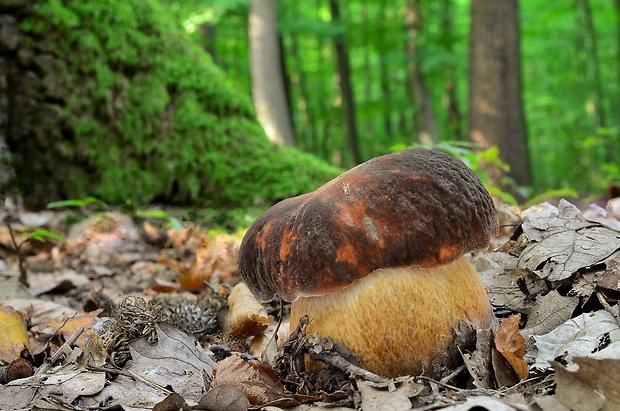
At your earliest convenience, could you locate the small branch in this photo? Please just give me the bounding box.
[309,350,389,384]
[439,364,466,385]
[6,222,28,287]
[87,365,172,394]
[37,326,84,375]
[596,291,619,323]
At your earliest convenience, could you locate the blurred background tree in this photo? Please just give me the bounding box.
[174,0,619,199]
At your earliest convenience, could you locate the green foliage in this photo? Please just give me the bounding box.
[25,229,67,244]
[524,188,579,208]
[187,0,619,198]
[47,197,108,210]
[133,209,184,232]
[17,0,339,207]
[3,220,66,287]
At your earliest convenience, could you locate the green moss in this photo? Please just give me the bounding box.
[16,0,341,207]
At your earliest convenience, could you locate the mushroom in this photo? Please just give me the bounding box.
[238,148,498,378]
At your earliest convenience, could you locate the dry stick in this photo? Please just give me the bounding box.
[596,291,620,323]
[439,364,466,385]
[416,375,464,392]
[37,326,85,375]
[6,222,28,287]
[308,350,389,384]
[87,365,172,395]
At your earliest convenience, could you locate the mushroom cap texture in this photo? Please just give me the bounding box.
[239,148,499,302]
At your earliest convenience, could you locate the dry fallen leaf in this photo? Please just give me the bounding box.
[358,379,424,411]
[440,396,519,411]
[532,310,620,371]
[494,314,528,380]
[128,322,216,402]
[67,212,141,265]
[479,265,547,313]
[0,306,31,363]
[43,309,102,347]
[198,385,250,411]
[0,368,106,409]
[523,290,579,338]
[164,234,238,291]
[224,282,272,339]
[518,200,620,282]
[597,251,620,295]
[462,328,493,389]
[212,354,286,406]
[553,357,620,411]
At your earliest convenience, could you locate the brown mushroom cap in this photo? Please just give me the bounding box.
[239,148,498,302]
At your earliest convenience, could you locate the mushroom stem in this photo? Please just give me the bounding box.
[289,255,493,378]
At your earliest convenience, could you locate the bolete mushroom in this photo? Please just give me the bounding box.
[238,148,498,378]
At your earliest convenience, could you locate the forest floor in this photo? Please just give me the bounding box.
[0,197,619,410]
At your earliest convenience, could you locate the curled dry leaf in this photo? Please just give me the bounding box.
[152,393,190,411]
[249,320,290,360]
[198,385,250,411]
[494,314,528,380]
[532,310,620,371]
[0,306,32,363]
[42,309,102,347]
[212,354,286,406]
[553,357,620,410]
[162,234,239,291]
[224,283,272,339]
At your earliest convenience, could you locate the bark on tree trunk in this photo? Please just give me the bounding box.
[198,23,217,63]
[615,0,620,159]
[289,32,317,152]
[441,0,462,141]
[330,0,363,165]
[249,0,296,146]
[576,0,606,129]
[405,0,439,145]
[469,0,530,188]
[361,6,375,144]
[378,0,393,140]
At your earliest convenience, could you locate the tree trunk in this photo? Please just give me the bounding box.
[441,0,462,141]
[249,0,296,146]
[469,0,530,188]
[405,0,439,145]
[378,7,393,140]
[330,0,362,165]
[289,32,317,152]
[198,23,217,63]
[278,33,296,142]
[361,6,375,143]
[615,0,620,160]
[576,0,605,129]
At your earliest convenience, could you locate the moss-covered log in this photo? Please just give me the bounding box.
[1,0,340,207]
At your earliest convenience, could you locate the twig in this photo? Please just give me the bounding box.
[596,291,619,323]
[87,365,172,394]
[6,222,28,287]
[309,350,389,384]
[439,364,466,385]
[37,326,85,375]
[416,375,464,392]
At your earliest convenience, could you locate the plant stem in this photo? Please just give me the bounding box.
[6,222,28,287]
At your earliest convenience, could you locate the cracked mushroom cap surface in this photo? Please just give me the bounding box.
[239,148,498,302]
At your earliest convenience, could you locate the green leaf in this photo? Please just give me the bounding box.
[488,187,518,206]
[46,197,107,209]
[167,216,184,232]
[26,230,67,243]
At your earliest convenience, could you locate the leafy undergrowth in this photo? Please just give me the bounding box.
[0,198,620,410]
